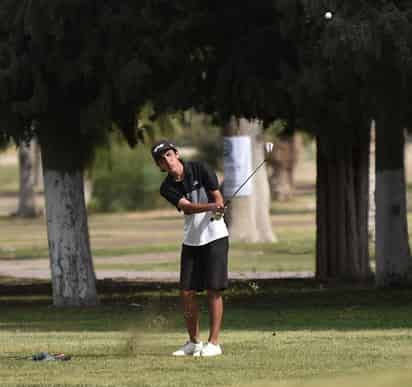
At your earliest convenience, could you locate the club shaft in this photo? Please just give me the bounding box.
[211,157,269,221]
[225,159,267,204]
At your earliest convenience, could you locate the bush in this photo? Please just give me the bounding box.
[177,111,223,171]
[89,141,165,212]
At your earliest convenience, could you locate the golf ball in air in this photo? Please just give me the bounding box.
[324,11,333,20]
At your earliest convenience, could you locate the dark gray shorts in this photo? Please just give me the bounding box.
[180,237,229,291]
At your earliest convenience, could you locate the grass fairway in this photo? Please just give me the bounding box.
[1,285,412,387]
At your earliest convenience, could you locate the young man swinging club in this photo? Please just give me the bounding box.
[151,140,229,357]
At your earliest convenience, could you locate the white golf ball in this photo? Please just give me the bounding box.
[324,11,333,20]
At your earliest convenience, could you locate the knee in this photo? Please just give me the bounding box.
[207,289,221,299]
[181,290,196,299]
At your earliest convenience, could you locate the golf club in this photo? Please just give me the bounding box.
[212,142,275,221]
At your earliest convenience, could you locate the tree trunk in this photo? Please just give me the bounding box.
[84,177,93,206]
[33,138,43,190]
[268,133,301,201]
[316,133,371,281]
[15,139,39,217]
[368,120,376,241]
[250,120,277,242]
[375,114,411,287]
[223,117,276,243]
[41,141,98,307]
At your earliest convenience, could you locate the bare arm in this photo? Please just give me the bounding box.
[177,190,224,215]
[209,189,224,207]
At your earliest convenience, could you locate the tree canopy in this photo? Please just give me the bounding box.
[295,0,412,161]
[150,0,412,146]
[149,1,298,126]
[0,1,411,159]
[0,1,180,168]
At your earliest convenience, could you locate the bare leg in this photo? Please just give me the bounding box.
[181,290,200,342]
[207,290,223,344]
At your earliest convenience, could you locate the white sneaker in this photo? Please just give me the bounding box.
[172,341,203,356]
[196,342,222,357]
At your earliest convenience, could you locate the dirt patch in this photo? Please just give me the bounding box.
[0,154,17,166]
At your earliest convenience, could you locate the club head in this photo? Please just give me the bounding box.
[264,142,274,155]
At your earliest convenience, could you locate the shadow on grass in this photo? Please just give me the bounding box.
[224,284,412,332]
[1,279,412,334]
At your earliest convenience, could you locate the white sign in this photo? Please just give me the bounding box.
[223,136,252,197]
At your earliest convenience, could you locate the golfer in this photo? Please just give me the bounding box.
[151,140,229,357]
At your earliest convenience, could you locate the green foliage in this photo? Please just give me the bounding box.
[137,102,185,142]
[89,138,165,212]
[265,119,288,138]
[0,1,184,170]
[149,1,293,125]
[137,106,223,171]
[196,136,223,171]
[177,110,223,170]
[152,0,412,152]
[297,0,412,121]
[0,133,10,150]
[1,0,411,166]
[273,1,412,159]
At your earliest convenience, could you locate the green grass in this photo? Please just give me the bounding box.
[1,286,412,386]
[0,209,379,273]
[0,237,317,273]
[0,209,318,272]
[92,236,317,273]
[270,191,316,215]
[0,164,19,192]
[0,245,183,261]
[2,151,412,386]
